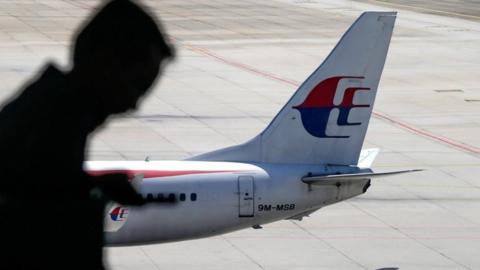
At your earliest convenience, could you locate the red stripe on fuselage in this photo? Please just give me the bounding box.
[87,169,237,179]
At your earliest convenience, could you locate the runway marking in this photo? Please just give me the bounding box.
[291,221,368,269]
[139,247,162,270]
[64,0,94,10]
[179,41,480,155]
[373,111,480,154]
[367,0,480,21]
[181,43,299,86]
[52,1,480,155]
[348,201,474,270]
[222,236,265,270]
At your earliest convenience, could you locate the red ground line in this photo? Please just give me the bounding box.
[373,111,480,154]
[182,44,300,86]
[45,4,480,155]
[180,41,480,155]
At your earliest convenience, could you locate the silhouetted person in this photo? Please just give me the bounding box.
[0,0,174,269]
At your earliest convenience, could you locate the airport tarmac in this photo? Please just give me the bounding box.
[1,0,479,269]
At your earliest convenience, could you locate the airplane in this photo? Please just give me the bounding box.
[86,11,419,246]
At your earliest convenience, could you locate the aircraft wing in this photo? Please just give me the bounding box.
[302,169,422,186]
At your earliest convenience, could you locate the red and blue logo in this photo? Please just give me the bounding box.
[109,206,128,221]
[293,76,370,138]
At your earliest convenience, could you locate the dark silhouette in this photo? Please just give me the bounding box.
[0,0,174,269]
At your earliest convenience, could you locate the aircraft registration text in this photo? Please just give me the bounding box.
[258,204,296,211]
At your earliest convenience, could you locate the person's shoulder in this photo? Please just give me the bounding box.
[33,63,66,89]
[13,63,66,99]
[0,63,71,126]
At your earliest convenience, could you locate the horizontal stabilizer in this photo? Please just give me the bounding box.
[302,169,422,185]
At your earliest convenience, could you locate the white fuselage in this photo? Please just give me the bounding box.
[86,160,369,246]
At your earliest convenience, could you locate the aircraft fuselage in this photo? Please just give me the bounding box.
[87,161,369,246]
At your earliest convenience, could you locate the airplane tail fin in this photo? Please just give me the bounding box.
[189,12,396,165]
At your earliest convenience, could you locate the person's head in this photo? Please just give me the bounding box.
[71,0,174,114]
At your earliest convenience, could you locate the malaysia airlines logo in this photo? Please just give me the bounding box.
[293,76,370,138]
[109,206,128,221]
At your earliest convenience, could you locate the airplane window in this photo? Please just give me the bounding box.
[146,193,154,202]
[190,193,197,201]
[168,193,175,202]
[157,193,164,202]
[180,193,186,201]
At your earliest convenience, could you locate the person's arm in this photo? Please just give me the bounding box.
[89,172,145,206]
